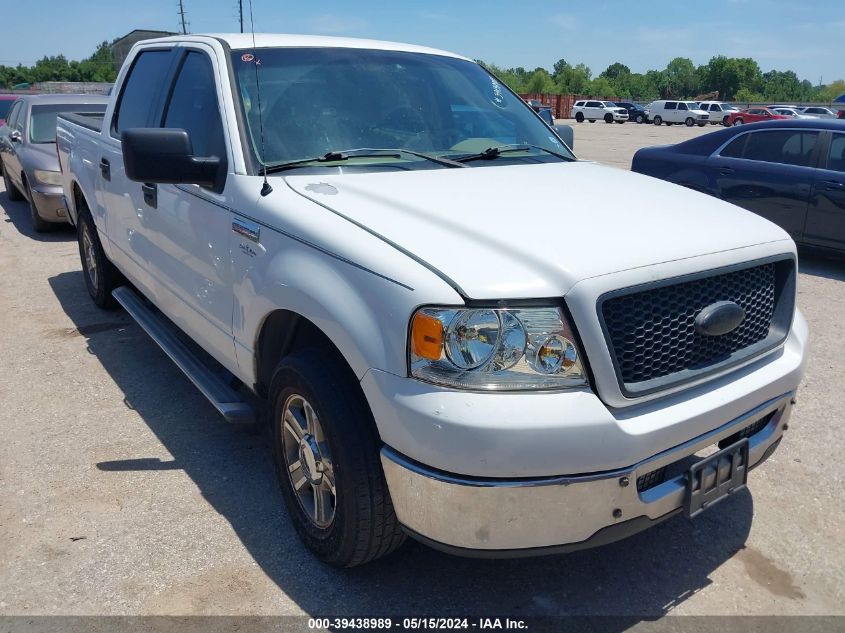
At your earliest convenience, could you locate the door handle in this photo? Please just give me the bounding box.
[720,168,734,176]
[99,158,110,181]
[141,183,157,208]
[823,179,844,190]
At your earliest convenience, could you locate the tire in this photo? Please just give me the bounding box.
[575,112,584,123]
[270,350,406,567]
[2,161,23,201]
[636,114,644,123]
[653,115,663,125]
[733,118,744,126]
[26,181,53,233]
[604,113,613,123]
[589,119,595,123]
[697,122,706,127]
[722,116,730,127]
[616,120,625,124]
[685,117,694,127]
[665,121,673,126]
[77,204,121,309]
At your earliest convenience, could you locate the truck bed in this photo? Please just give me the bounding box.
[58,111,105,132]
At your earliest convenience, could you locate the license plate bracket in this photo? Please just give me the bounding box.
[684,437,749,518]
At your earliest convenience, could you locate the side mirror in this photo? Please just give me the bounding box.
[553,124,574,150]
[9,130,21,143]
[121,128,223,192]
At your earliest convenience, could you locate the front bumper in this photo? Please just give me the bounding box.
[382,393,792,554]
[29,185,68,223]
[612,113,629,121]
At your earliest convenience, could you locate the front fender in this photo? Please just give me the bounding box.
[232,220,462,386]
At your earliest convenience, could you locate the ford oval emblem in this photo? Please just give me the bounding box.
[694,301,746,337]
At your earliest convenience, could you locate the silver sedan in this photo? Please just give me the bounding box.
[0,94,107,232]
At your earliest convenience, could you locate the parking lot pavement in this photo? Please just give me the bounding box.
[1,126,844,621]
[562,119,716,169]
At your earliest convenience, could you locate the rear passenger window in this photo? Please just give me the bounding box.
[162,51,225,160]
[678,103,688,111]
[720,134,748,158]
[665,102,677,110]
[743,131,818,167]
[827,134,845,173]
[114,50,173,134]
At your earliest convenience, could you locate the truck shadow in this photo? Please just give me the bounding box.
[48,269,754,623]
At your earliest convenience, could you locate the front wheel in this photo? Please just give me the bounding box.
[575,112,584,123]
[733,118,744,126]
[653,116,663,125]
[616,120,625,124]
[78,207,121,308]
[636,114,644,123]
[26,182,53,233]
[604,113,613,123]
[270,351,406,567]
[2,161,24,201]
[685,117,695,127]
[722,116,730,127]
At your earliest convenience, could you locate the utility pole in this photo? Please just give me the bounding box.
[239,0,244,33]
[178,0,189,35]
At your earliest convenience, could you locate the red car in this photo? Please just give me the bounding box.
[727,107,790,126]
[0,94,18,127]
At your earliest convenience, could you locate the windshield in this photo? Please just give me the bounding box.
[230,47,573,169]
[0,100,13,119]
[29,103,107,143]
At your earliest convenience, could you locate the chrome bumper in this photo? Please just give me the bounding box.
[381,394,792,556]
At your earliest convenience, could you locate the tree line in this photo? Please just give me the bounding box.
[0,42,117,88]
[481,56,845,104]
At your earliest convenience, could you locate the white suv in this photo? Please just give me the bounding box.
[698,101,739,126]
[647,100,709,127]
[571,100,629,123]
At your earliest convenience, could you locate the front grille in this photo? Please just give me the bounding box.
[600,259,794,396]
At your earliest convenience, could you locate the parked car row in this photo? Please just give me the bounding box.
[633,119,845,252]
[569,98,843,128]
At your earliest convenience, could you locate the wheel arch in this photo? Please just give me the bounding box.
[254,309,358,399]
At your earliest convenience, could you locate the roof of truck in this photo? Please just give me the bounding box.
[143,33,470,61]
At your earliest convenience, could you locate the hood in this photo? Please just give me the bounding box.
[22,142,60,171]
[284,161,790,299]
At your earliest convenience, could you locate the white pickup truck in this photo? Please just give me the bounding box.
[57,33,808,567]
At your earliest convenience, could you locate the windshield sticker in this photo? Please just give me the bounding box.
[490,77,505,108]
[241,53,255,63]
[548,136,562,146]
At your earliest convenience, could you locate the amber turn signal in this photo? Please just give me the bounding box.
[411,312,443,360]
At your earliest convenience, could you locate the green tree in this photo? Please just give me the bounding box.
[665,57,698,98]
[700,56,761,101]
[600,62,630,80]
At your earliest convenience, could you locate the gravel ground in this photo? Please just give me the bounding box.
[1,123,843,622]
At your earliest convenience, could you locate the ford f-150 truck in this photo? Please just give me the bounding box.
[57,34,808,567]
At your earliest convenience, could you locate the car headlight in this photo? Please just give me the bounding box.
[34,169,62,186]
[409,306,588,390]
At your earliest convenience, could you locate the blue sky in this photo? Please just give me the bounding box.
[2,0,842,83]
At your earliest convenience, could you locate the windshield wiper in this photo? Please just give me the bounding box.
[264,148,466,173]
[451,144,573,163]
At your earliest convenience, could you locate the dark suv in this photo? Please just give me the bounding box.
[613,101,648,124]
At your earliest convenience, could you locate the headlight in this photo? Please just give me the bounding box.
[409,306,588,390]
[34,169,62,186]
